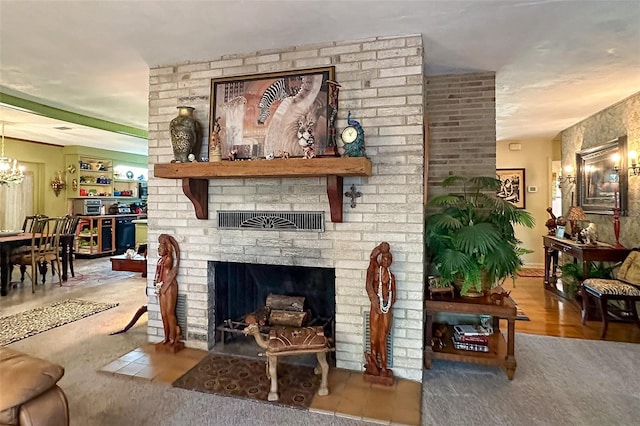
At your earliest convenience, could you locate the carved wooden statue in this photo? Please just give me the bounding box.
[154,234,184,353]
[364,242,396,385]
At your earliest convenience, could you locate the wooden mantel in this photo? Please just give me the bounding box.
[154,157,372,222]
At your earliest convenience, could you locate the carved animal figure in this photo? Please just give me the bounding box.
[257,79,295,124]
[343,111,366,158]
[243,322,332,401]
[545,207,557,235]
[297,118,316,159]
[490,289,511,305]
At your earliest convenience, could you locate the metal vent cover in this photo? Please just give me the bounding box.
[363,311,394,368]
[176,294,187,338]
[218,210,324,232]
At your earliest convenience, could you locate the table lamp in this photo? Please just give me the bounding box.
[566,206,588,238]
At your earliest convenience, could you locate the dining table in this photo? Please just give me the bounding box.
[0,232,35,296]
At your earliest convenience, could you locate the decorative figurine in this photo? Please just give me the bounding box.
[209,116,222,162]
[228,148,238,161]
[364,242,396,386]
[323,80,341,157]
[341,111,366,157]
[490,289,511,305]
[297,119,316,159]
[154,234,184,353]
[545,207,557,236]
[581,222,598,244]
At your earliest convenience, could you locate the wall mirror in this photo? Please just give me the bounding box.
[576,135,627,215]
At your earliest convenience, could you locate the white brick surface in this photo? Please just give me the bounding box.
[148,35,428,381]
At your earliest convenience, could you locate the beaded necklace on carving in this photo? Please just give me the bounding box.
[154,257,165,295]
[377,266,393,314]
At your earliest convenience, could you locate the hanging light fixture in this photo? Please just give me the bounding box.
[0,122,25,185]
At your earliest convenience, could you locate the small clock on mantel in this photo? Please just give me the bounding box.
[340,111,366,157]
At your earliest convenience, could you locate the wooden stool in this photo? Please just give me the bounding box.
[243,323,332,401]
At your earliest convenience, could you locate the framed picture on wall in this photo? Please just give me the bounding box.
[496,168,526,209]
[209,66,335,159]
[576,136,628,215]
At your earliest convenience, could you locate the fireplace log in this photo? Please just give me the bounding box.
[268,309,311,327]
[245,306,271,326]
[265,294,305,312]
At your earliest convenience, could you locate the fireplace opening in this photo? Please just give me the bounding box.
[209,261,336,362]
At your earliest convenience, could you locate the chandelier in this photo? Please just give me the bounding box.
[0,122,24,186]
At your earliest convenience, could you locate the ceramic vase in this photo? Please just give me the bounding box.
[170,106,199,163]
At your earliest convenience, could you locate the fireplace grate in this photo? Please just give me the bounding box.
[217,211,324,232]
[363,311,394,368]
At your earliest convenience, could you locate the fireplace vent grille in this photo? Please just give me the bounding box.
[363,311,394,368]
[217,211,324,232]
[176,294,187,338]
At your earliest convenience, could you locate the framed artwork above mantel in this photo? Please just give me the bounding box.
[576,135,628,215]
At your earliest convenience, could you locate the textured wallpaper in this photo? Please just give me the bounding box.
[561,92,640,249]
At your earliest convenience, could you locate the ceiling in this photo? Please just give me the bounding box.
[1,1,639,156]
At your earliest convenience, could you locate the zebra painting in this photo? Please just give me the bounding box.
[257,79,293,125]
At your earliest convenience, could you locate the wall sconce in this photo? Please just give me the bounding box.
[557,165,576,185]
[612,153,621,174]
[50,171,66,197]
[629,150,639,176]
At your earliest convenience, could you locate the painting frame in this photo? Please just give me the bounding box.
[576,135,628,215]
[209,66,335,160]
[496,168,526,209]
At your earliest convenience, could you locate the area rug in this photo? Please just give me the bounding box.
[173,352,320,409]
[0,299,119,346]
[509,297,530,321]
[517,268,545,278]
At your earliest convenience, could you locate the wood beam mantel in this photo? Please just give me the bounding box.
[154,157,372,222]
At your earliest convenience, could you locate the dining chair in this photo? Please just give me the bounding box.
[58,214,81,279]
[10,217,64,292]
[9,215,49,283]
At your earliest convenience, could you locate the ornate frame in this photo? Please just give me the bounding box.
[209,66,335,159]
[576,135,628,215]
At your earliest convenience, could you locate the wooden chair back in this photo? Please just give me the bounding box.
[21,215,49,233]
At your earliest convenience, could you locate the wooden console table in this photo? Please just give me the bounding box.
[424,292,517,380]
[110,254,147,277]
[543,235,631,298]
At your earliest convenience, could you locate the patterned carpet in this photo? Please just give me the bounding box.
[517,268,545,278]
[173,352,320,409]
[0,299,119,345]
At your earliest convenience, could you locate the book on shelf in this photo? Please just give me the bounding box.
[453,324,492,337]
[451,335,490,353]
[454,332,490,344]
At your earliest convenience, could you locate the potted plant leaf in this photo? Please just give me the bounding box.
[558,261,615,299]
[425,176,535,296]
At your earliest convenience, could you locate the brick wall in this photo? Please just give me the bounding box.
[425,73,496,200]
[146,35,426,381]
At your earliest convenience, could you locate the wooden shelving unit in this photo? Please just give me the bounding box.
[154,157,372,222]
[424,290,518,380]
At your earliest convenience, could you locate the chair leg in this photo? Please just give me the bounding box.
[55,257,62,287]
[581,286,590,324]
[20,265,26,283]
[31,261,37,293]
[69,248,75,278]
[598,296,609,340]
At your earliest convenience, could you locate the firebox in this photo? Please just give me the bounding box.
[208,261,336,347]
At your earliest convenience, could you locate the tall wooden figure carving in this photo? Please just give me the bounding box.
[154,234,184,353]
[364,242,396,386]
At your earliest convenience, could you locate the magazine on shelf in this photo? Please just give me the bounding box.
[453,324,492,336]
[451,335,490,352]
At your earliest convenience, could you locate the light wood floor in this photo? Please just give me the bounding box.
[507,275,640,343]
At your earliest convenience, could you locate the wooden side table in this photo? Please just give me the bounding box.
[424,291,517,380]
[110,254,147,277]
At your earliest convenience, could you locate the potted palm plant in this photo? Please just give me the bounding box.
[425,176,535,296]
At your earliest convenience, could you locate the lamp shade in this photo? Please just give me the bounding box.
[567,206,588,221]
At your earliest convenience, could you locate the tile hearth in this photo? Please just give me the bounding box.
[100,344,420,425]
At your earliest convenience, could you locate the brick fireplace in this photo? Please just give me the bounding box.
[145,34,496,382]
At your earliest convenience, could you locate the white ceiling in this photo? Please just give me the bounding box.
[1,1,639,156]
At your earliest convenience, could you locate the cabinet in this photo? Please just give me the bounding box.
[423,291,517,379]
[66,155,113,198]
[76,216,115,256]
